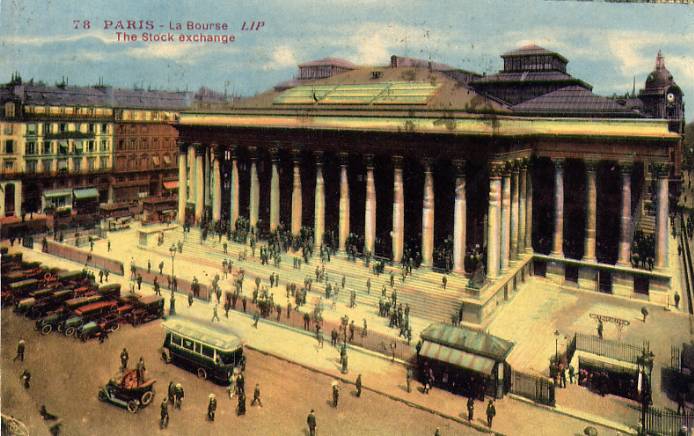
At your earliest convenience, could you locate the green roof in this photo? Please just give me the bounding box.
[420,340,496,375]
[421,323,514,362]
[162,317,243,352]
[273,81,441,106]
[73,187,99,200]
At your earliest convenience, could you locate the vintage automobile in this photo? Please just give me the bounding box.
[28,289,74,319]
[130,295,164,326]
[77,317,119,341]
[97,369,156,413]
[14,288,53,314]
[36,310,68,335]
[98,283,121,300]
[60,300,116,336]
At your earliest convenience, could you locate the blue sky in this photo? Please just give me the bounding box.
[1,0,692,120]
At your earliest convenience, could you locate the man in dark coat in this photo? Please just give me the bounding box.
[160,398,169,429]
[207,394,217,421]
[486,400,496,428]
[120,348,129,370]
[467,396,474,421]
[355,374,362,397]
[237,391,246,416]
[307,409,317,436]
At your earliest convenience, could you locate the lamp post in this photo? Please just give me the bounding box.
[554,329,560,364]
[169,244,176,278]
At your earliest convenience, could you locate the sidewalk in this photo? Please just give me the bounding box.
[11,244,635,435]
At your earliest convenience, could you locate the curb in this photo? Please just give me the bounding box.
[245,343,503,436]
[507,394,638,435]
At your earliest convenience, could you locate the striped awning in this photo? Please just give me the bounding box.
[163,181,178,190]
[420,340,496,375]
[43,189,72,199]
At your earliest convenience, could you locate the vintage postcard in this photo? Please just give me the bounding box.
[1,0,693,435]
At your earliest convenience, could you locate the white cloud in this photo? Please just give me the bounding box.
[265,45,297,70]
[0,32,114,46]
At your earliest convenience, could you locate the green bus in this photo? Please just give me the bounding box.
[160,318,243,385]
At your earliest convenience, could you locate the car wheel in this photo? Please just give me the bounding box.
[56,324,63,333]
[140,391,154,406]
[161,351,172,364]
[41,324,52,335]
[127,400,139,414]
[110,323,120,332]
[65,326,75,336]
[98,390,108,402]
[197,368,207,380]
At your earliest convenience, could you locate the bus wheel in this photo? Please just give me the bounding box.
[196,368,207,380]
[41,324,52,335]
[65,327,75,336]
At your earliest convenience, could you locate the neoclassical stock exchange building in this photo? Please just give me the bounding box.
[174,45,685,326]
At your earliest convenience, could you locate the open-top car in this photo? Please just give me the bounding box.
[97,369,156,413]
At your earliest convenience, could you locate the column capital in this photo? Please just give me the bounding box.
[365,154,375,169]
[502,161,512,177]
[339,151,349,166]
[177,140,187,153]
[585,159,598,172]
[619,161,634,175]
[652,162,671,178]
[314,150,324,166]
[489,160,505,179]
[421,157,433,172]
[248,145,258,160]
[452,159,466,176]
[392,155,404,169]
[210,143,222,158]
[552,157,565,170]
[511,159,521,174]
[228,144,238,159]
[518,157,529,171]
[292,148,302,164]
[193,142,204,155]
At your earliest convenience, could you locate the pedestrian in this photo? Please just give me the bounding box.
[120,347,129,370]
[406,367,413,393]
[174,383,185,409]
[160,398,169,429]
[467,396,474,421]
[99,269,104,283]
[442,275,447,290]
[348,320,355,342]
[560,366,567,388]
[154,277,161,296]
[136,356,146,384]
[641,306,649,323]
[486,400,496,428]
[147,259,151,274]
[21,369,31,388]
[569,364,575,384]
[207,393,217,421]
[307,409,317,436]
[597,319,604,340]
[159,261,164,275]
[674,292,681,309]
[168,381,176,404]
[332,382,340,407]
[253,310,260,328]
[105,269,109,282]
[107,239,111,252]
[211,304,220,322]
[303,312,310,330]
[242,296,247,312]
[251,383,263,407]
[355,374,362,397]
[14,339,25,362]
[136,273,143,290]
[237,370,245,393]
[188,291,194,307]
[341,353,349,374]
[237,391,246,416]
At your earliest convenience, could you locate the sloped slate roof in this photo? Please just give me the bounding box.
[420,323,514,362]
[512,86,641,116]
[502,44,568,62]
[472,70,587,86]
[298,57,357,69]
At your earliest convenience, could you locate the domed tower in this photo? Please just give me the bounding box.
[638,50,684,130]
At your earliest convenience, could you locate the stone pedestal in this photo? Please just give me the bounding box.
[546,260,565,285]
[577,266,598,292]
[611,270,632,297]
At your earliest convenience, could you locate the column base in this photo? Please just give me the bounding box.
[611,271,632,297]
[577,266,598,292]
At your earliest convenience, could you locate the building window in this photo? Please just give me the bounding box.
[2,124,12,135]
[43,123,51,135]
[27,124,37,135]
[59,123,66,133]
[26,142,36,155]
[88,123,95,133]
[101,140,107,152]
[44,142,53,154]
[4,102,15,117]
[57,159,68,172]
[87,157,96,172]
[4,140,14,154]
[88,140,95,152]
[72,157,82,171]
[101,123,108,134]
[43,159,52,173]
[100,157,108,169]
[26,160,37,174]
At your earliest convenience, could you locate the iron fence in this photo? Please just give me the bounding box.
[509,369,555,406]
[645,407,694,435]
[575,332,643,364]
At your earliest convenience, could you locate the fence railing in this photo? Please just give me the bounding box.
[645,406,694,435]
[509,369,555,406]
[44,240,124,276]
[574,333,643,364]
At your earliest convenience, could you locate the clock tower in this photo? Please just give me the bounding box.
[638,50,684,132]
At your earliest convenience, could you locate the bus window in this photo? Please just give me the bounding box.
[183,338,194,350]
[201,345,214,359]
[171,334,182,347]
[218,351,237,365]
[194,342,201,354]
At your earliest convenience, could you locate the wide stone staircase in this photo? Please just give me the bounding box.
[154,227,472,324]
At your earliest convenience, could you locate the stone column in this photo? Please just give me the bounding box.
[487,162,504,280]
[187,145,195,205]
[249,147,259,229]
[551,158,564,257]
[314,151,325,250]
[270,148,280,232]
[500,164,511,271]
[617,162,633,266]
[194,144,204,224]
[204,146,211,211]
[12,181,22,218]
[364,154,376,255]
[453,160,467,274]
[510,161,520,259]
[177,141,187,224]
[338,152,350,252]
[583,160,597,262]
[291,150,302,236]
[525,161,533,252]
[229,146,239,229]
[654,163,670,269]
[392,156,405,263]
[0,184,5,217]
[421,158,435,268]
[212,145,222,223]
[518,159,527,253]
